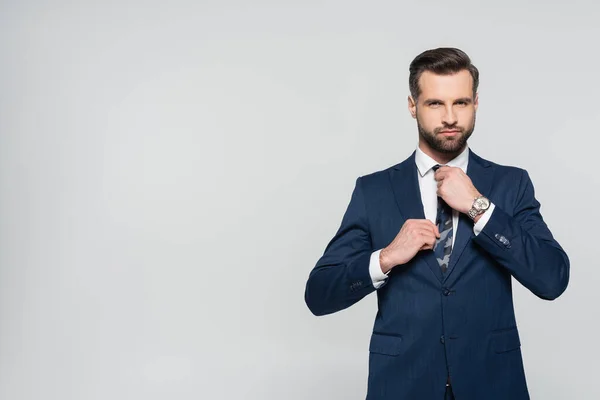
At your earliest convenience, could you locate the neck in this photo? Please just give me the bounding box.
[418,140,466,165]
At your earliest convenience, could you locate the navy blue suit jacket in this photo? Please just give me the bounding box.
[305,149,569,400]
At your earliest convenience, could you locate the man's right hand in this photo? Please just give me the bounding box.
[379,219,440,274]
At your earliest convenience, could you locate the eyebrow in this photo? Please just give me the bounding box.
[424,97,473,105]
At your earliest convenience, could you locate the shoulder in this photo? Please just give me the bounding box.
[471,151,529,182]
[355,160,406,193]
[359,164,397,182]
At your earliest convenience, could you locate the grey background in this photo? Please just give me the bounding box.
[0,1,597,399]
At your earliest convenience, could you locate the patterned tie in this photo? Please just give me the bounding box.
[432,164,453,274]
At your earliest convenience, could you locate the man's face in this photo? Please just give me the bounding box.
[408,70,478,154]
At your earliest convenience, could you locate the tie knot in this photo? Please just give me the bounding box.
[432,164,444,172]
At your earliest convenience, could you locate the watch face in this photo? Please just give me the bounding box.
[475,197,490,209]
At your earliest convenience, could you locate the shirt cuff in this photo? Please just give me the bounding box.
[369,249,389,289]
[473,203,495,236]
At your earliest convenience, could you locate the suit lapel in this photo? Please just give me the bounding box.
[389,151,445,283]
[388,149,493,285]
[443,150,493,284]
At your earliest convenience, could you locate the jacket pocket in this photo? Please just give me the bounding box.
[369,333,404,356]
[491,327,521,353]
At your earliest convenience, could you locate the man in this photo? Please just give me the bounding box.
[304,47,570,400]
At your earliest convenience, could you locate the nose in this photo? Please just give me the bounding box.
[442,106,457,126]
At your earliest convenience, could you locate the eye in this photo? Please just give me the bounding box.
[429,101,441,107]
[456,100,469,106]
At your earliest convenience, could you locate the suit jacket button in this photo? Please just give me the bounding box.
[440,335,445,344]
[443,288,451,296]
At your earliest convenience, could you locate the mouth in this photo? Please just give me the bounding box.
[438,129,461,137]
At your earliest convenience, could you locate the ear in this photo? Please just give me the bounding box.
[408,95,417,119]
[474,93,479,111]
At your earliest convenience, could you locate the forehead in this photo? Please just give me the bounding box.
[418,70,474,100]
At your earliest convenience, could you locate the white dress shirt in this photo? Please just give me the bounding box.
[369,145,496,288]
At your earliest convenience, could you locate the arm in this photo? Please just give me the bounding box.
[304,177,376,316]
[366,204,497,289]
[473,169,570,300]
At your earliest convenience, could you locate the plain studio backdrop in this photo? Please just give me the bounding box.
[0,1,598,399]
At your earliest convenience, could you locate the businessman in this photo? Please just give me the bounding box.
[304,48,570,400]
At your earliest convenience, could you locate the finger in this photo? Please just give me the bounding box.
[415,227,435,236]
[425,232,438,247]
[418,219,441,237]
[423,222,440,239]
[419,236,435,249]
[419,234,437,250]
[420,230,438,241]
[434,169,448,180]
[422,239,436,250]
[413,221,438,238]
[417,229,438,244]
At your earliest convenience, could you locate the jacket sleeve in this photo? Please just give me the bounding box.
[473,169,570,300]
[305,177,377,316]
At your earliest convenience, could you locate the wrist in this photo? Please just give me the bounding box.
[379,248,393,274]
[467,193,491,220]
[463,191,482,214]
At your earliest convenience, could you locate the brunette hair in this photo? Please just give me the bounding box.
[409,47,479,101]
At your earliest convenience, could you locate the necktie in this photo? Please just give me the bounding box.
[432,164,453,274]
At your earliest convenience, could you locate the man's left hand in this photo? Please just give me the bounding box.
[434,166,480,214]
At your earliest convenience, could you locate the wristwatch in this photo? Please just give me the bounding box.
[467,195,490,220]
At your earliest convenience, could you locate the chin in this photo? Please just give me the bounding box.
[437,144,465,154]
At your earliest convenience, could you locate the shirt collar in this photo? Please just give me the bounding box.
[415,144,470,177]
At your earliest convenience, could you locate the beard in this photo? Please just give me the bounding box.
[417,112,476,154]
